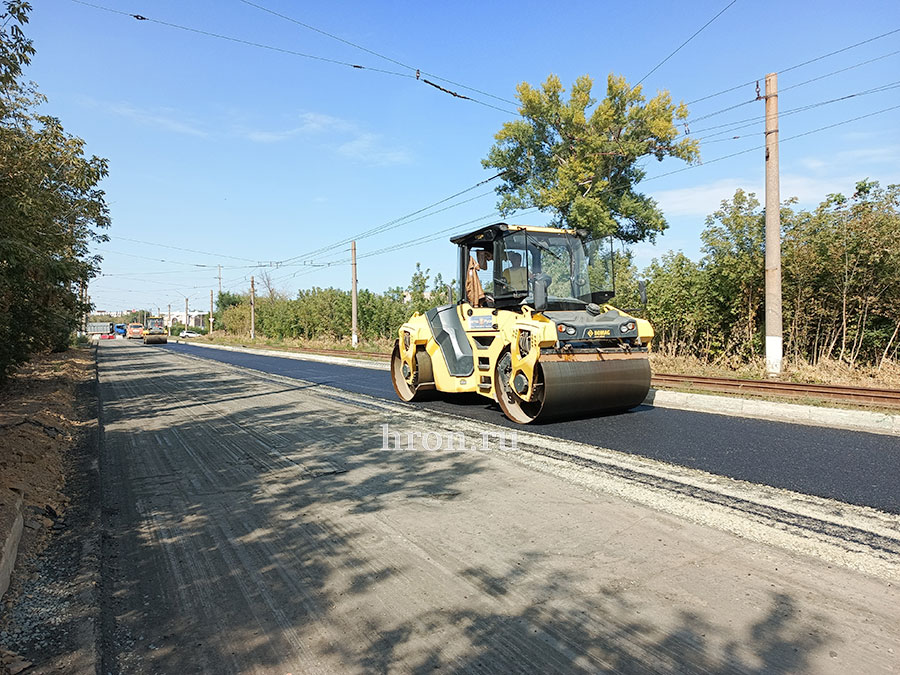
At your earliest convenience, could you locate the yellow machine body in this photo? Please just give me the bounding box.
[142,316,168,345]
[391,223,653,424]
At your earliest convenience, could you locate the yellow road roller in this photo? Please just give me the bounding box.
[142,316,168,345]
[391,223,653,423]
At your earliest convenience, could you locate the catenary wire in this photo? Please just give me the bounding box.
[238,0,519,107]
[635,0,738,87]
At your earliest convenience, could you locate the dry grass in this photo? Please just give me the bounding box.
[650,353,900,389]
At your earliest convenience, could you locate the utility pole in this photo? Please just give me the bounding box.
[209,289,215,333]
[184,297,189,330]
[351,241,358,348]
[218,265,222,295]
[80,282,87,332]
[167,304,171,332]
[764,72,782,377]
[250,275,256,340]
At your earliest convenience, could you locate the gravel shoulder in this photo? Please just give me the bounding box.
[95,340,900,673]
[0,347,100,674]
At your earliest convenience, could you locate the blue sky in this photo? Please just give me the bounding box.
[27,0,900,312]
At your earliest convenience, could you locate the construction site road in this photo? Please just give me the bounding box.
[96,340,900,673]
[160,341,900,515]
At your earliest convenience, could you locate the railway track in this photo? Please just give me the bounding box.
[216,342,900,410]
[651,373,900,409]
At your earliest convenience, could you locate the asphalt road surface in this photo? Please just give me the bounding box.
[162,342,900,515]
[97,341,900,673]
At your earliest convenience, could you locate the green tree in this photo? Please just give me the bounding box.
[644,251,709,356]
[699,190,765,358]
[0,1,110,379]
[214,290,244,330]
[483,73,698,242]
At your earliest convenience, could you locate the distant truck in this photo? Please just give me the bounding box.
[86,322,114,335]
[126,323,144,339]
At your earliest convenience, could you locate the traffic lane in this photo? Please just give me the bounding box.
[163,341,390,398]
[161,342,900,514]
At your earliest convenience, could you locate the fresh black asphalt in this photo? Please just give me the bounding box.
[162,342,900,514]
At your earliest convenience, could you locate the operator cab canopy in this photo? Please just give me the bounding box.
[451,222,615,311]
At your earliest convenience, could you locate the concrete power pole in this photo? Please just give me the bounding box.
[218,265,222,295]
[185,297,189,330]
[250,275,256,340]
[764,72,783,377]
[209,289,215,333]
[351,241,358,348]
[168,304,171,332]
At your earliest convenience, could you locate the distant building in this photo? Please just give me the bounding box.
[167,311,206,329]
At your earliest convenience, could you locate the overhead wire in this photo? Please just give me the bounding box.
[238,0,519,107]
[69,0,410,77]
[683,46,900,129]
[684,25,900,107]
[275,172,505,265]
[686,78,900,143]
[107,235,259,263]
[70,0,516,114]
[634,0,738,87]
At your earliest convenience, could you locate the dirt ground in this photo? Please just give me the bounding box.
[0,347,95,674]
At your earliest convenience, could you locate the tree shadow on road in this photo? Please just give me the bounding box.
[83,343,837,673]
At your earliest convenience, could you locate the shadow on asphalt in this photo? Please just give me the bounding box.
[94,342,830,673]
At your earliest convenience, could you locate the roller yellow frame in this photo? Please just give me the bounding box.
[142,316,168,345]
[391,223,653,423]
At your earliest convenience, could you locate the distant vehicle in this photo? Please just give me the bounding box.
[143,316,168,345]
[126,323,144,339]
[180,330,200,338]
[114,323,127,337]
[86,321,114,335]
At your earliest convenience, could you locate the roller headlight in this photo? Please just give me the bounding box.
[557,324,566,333]
[566,325,576,335]
[620,321,636,333]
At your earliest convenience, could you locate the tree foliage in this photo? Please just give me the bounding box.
[640,182,900,368]
[0,1,110,380]
[483,73,698,242]
[219,266,452,342]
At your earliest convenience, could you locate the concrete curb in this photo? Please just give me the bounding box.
[0,487,24,602]
[645,389,900,436]
[166,340,900,437]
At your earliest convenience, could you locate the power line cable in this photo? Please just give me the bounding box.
[635,0,738,87]
[686,78,900,142]
[685,25,900,106]
[780,48,900,94]
[685,47,900,127]
[70,0,516,114]
[108,235,259,263]
[276,173,505,265]
[239,0,519,107]
[781,26,900,75]
[657,101,900,181]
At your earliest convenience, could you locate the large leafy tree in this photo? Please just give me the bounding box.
[0,1,110,379]
[483,74,699,242]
